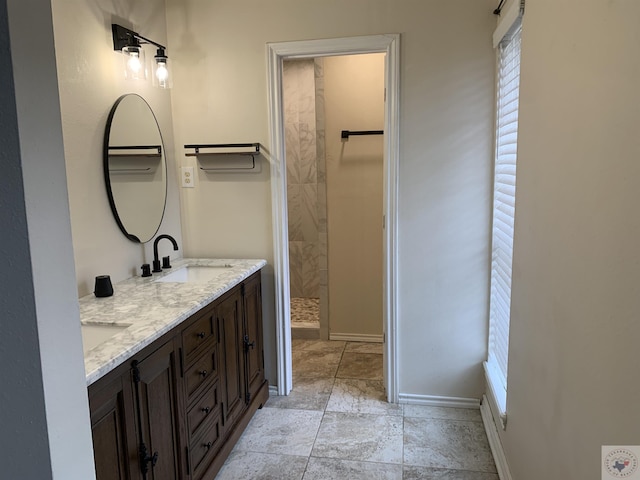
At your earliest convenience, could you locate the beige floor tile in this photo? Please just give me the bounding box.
[303,457,402,479]
[234,407,323,456]
[326,378,402,416]
[292,349,342,377]
[216,451,308,480]
[403,466,499,479]
[403,405,482,423]
[404,417,496,473]
[345,341,383,354]
[267,377,334,411]
[312,412,403,464]
[336,352,382,380]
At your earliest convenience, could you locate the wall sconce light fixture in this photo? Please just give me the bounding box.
[112,24,172,88]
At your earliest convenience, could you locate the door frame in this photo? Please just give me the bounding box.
[266,34,400,402]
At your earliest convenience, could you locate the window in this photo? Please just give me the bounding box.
[485,10,523,425]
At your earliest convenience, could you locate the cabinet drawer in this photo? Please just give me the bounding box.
[189,415,222,480]
[187,381,220,439]
[185,349,218,400]
[182,310,215,364]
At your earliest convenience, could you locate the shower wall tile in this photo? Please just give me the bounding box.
[288,184,302,241]
[285,122,301,185]
[314,78,326,131]
[317,181,327,234]
[289,241,303,298]
[319,233,328,268]
[301,184,318,242]
[303,241,320,297]
[314,57,324,78]
[283,62,299,124]
[298,60,317,127]
[299,123,317,184]
[316,129,326,184]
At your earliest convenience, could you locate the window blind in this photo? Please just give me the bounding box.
[487,25,522,416]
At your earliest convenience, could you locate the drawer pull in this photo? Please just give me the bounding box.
[202,406,211,414]
[196,332,206,339]
[199,370,208,377]
[204,441,213,450]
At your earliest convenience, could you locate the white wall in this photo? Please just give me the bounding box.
[325,53,385,338]
[1,0,95,477]
[493,1,640,478]
[51,0,183,297]
[166,0,496,397]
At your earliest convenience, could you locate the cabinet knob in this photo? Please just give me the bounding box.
[204,441,213,450]
[199,370,208,377]
[202,406,211,414]
[197,332,206,339]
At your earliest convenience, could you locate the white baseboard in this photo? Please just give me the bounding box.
[268,385,279,397]
[398,393,480,409]
[329,333,383,343]
[480,395,513,480]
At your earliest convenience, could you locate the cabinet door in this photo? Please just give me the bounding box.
[243,273,265,403]
[216,288,246,431]
[132,339,183,480]
[89,374,137,480]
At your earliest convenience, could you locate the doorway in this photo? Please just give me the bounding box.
[267,34,400,402]
[284,54,385,346]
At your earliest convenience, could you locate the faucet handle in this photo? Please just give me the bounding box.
[152,259,162,273]
[162,256,172,269]
[141,264,152,277]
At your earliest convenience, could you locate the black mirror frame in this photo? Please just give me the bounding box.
[103,94,168,243]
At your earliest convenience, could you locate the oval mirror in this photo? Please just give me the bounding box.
[103,94,167,243]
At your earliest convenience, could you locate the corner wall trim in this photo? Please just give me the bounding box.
[480,395,513,480]
[269,385,279,397]
[399,393,481,409]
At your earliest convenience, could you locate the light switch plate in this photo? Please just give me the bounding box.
[181,166,195,188]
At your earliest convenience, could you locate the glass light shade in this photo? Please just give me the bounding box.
[122,45,147,81]
[153,53,173,89]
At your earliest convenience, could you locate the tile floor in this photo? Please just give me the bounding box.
[215,340,498,479]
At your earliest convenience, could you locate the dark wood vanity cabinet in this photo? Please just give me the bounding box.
[88,272,267,480]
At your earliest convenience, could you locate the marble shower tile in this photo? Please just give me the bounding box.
[301,184,318,242]
[288,184,302,241]
[288,241,303,299]
[299,122,317,184]
[345,342,383,354]
[317,177,327,232]
[292,348,343,377]
[403,466,499,480]
[302,241,319,297]
[336,352,383,380]
[314,77,325,131]
[403,417,496,473]
[318,233,328,268]
[285,122,300,184]
[216,450,308,480]
[234,407,323,456]
[326,378,402,416]
[312,412,403,464]
[283,62,300,124]
[267,376,334,411]
[403,405,482,423]
[303,457,402,480]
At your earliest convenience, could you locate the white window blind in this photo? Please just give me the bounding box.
[486,24,522,419]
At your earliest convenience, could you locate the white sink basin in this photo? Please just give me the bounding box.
[154,265,233,284]
[81,324,129,353]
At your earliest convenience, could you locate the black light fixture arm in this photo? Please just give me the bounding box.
[112,24,166,52]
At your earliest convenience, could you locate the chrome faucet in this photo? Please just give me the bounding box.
[152,234,179,273]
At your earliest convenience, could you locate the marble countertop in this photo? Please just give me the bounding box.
[80,258,267,385]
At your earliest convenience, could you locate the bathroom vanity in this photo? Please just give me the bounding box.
[81,258,267,480]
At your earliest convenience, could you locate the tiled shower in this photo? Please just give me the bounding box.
[284,58,328,339]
